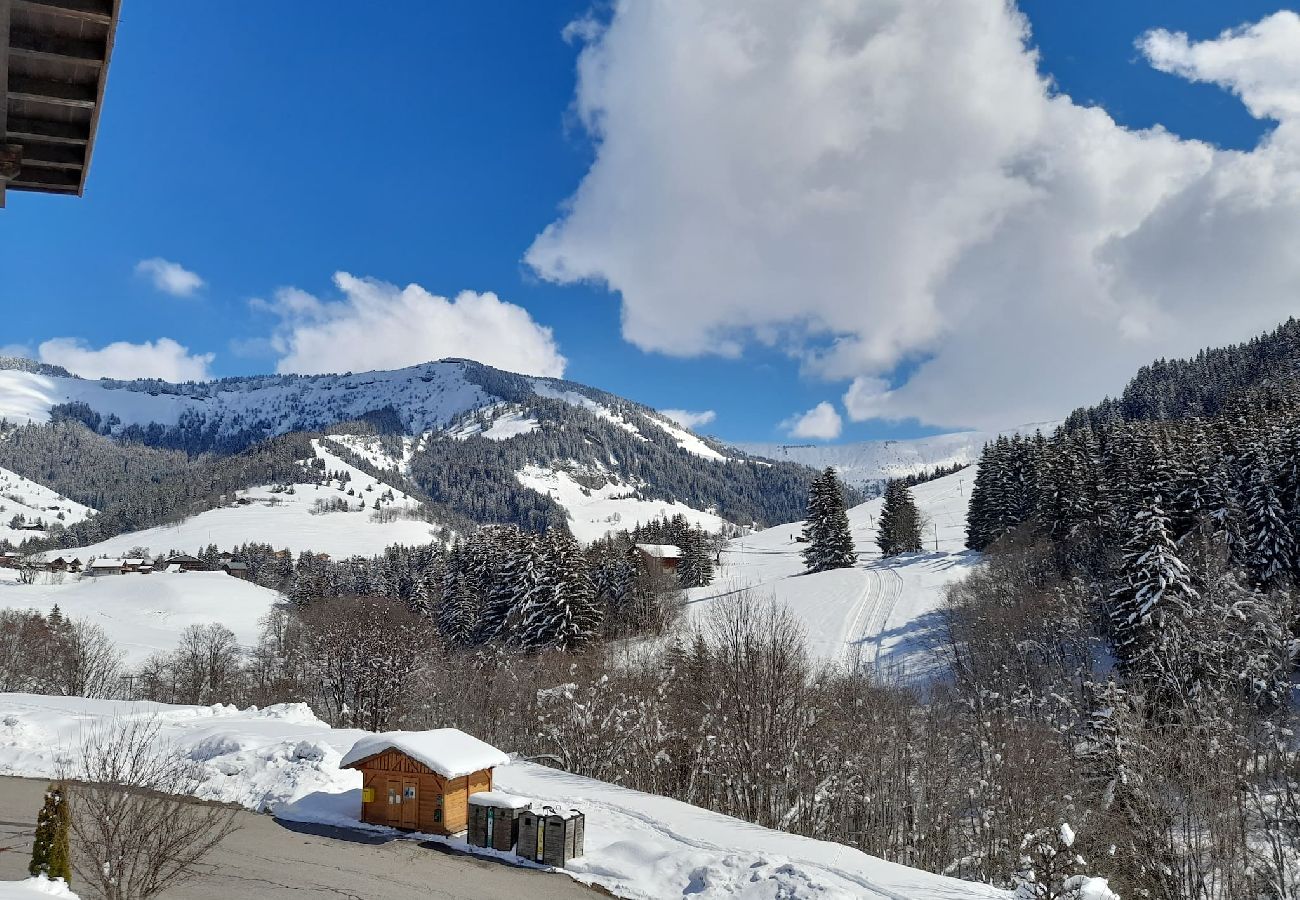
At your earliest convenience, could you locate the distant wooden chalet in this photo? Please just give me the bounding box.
[1,0,122,206]
[220,559,249,579]
[160,554,205,572]
[340,730,509,836]
[87,557,123,576]
[0,551,19,568]
[45,554,79,572]
[633,543,682,574]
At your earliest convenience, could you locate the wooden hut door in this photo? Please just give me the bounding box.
[400,780,418,829]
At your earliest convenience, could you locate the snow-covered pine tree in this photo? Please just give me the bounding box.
[1108,494,1197,675]
[479,527,536,643]
[800,468,856,573]
[519,528,601,652]
[1243,449,1295,589]
[677,527,715,588]
[877,480,923,557]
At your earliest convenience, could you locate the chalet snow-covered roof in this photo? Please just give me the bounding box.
[340,729,509,779]
[468,790,531,810]
[89,558,123,569]
[635,543,682,560]
[122,558,145,566]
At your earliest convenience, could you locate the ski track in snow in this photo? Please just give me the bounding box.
[688,466,980,680]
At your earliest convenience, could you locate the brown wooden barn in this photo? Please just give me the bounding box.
[633,543,682,574]
[340,730,509,836]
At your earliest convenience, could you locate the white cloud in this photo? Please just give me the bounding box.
[660,408,717,429]
[0,343,33,360]
[782,401,842,440]
[38,338,214,381]
[135,258,205,297]
[260,272,566,378]
[529,4,1300,429]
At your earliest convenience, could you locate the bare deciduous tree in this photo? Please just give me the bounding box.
[65,717,240,900]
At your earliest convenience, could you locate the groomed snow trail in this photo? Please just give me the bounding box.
[687,466,981,679]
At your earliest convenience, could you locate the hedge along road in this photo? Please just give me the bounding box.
[0,776,608,900]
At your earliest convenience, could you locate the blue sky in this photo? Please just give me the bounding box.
[0,1,1294,443]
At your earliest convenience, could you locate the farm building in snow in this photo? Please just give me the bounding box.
[633,543,681,574]
[340,730,508,836]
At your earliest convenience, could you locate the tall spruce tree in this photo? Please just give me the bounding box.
[1243,449,1295,589]
[520,528,602,651]
[801,468,856,573]
[877,480,923,557]
[677,527,715,588]
[1108,495,1198,673]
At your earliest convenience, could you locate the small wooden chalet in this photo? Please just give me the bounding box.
[87,557,123,576]
[220,560,249,579]
[45,555,79,572]
[340,730,509,836]
[161,553,205,572]
[0,551,20,568]
[633,543,682,574]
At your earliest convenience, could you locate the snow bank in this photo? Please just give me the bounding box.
[340,729,509,779]
[0,877,77,899]
[0,693,1006,900]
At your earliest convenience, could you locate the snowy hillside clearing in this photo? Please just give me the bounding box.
[0,466,93,545]
[64,439,439,561]
[445,403,542,442]
[688,466,979,680]
[0,570,282,665]
[517,464,726,543]
[0,694,1007,900]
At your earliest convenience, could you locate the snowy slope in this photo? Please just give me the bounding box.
[0,571,282,665]
[517,464,727,542]
[0,466,93,545]
[688,466,979,680]
[0,878,77,899]
[66,439,439,561]
[0,694,1006,900]
[738,424,1054,490]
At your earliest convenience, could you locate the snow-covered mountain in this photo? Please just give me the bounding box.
[738,422,1057,490]
[0,358,820,543]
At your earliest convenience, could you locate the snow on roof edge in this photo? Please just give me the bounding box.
[340,729,508,779]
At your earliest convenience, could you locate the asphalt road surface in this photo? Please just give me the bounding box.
[0,777,608,899]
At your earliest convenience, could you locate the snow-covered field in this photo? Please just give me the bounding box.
[0,466,93,546]
[0,570,281,665]
[65,440,438,561]
[0,694,1005,900]
[689,466,979,679]
[517,464,727,543]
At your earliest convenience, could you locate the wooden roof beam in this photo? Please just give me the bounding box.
[5,115,89,144]
[19,140,83,169]
[9,165,79,190]
[0,0,10,209]
[12,0,112,26]
[7,73,97,107]
[9,27,105,65]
